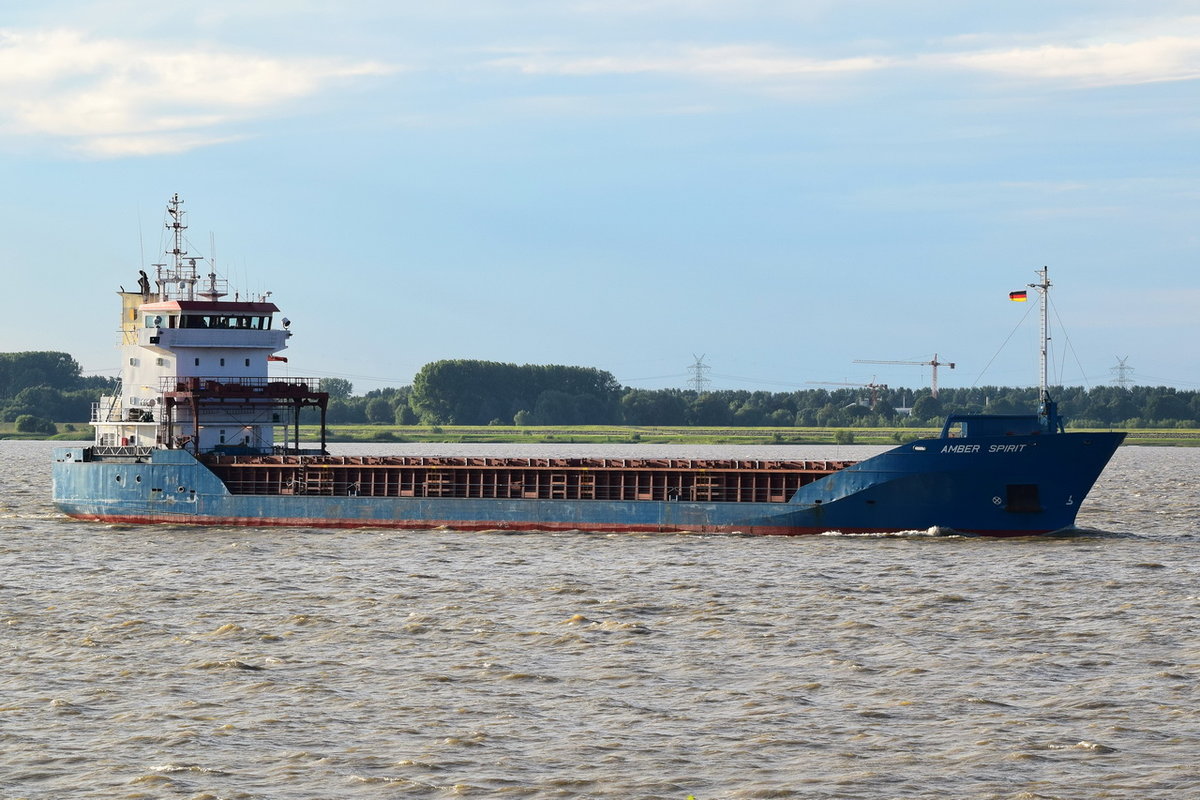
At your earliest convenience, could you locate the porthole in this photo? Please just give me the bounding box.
[177,486,187,493]
[135,475,142,483]
[115,475,122,483]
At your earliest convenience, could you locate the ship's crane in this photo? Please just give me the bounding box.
[853,354,955,399]
[808,380,888,410]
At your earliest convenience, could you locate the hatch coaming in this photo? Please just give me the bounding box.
[200,454,857,504]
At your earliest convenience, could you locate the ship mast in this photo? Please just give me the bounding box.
[1030,266,1051,398]
[1029,266,1061,432]
[154,193,198,301]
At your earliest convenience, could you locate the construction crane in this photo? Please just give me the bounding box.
[853,354,955,399]
[808,380,888,410]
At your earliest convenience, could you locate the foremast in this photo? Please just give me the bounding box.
[1029,267,1063,433]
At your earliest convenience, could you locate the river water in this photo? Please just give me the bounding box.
[2,440,1197,799]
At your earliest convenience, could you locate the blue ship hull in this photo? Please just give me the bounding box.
[53,430,1124,536]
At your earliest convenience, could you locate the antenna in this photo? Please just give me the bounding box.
[198,230,227,301]
[688,354,712,393]
[156,192,198,301]
[1111,356,1134,388]
[137,205,145,270]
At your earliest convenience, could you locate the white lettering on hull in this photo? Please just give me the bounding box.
[939,443,1030,454]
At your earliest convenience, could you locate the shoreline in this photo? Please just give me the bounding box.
[7,423,1195,446]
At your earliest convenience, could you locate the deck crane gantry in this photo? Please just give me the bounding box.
[853,354,955,399]
[807,380,889,410]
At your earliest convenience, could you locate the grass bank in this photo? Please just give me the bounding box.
[306,424,921,446]
[2,422,1193,446]
[299,423,1187,446]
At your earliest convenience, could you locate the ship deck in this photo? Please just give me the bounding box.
[201,455,857,504]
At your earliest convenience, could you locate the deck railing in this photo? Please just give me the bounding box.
[160,376,324,394]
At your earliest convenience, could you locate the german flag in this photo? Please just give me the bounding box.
[1009,290,1028,302]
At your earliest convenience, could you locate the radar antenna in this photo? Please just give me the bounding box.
[154,193,199,301]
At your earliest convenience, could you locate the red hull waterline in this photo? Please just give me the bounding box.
[63,512,1056,537]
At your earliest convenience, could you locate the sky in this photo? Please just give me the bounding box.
[2,1,1199,395]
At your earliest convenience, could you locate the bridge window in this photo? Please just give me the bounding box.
[180,314,271,329]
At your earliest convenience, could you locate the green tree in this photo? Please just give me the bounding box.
[0,352,83,398]
[3,386,71,422]
[766,408,794,426]
[365,397,393,424]
[394,403,418,425]
[814,402,842,427]
[319,378,354,399]
[410,360,621,425]
[15,414,56,434]
[911,394,943,423]
[1144,390,1190,423]
[621,389,688,425]
[689,393,733,426]
[732,405,763,426]
[326,397,367,424]
[532,390,577,424]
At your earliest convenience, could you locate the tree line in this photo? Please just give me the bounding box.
[0,352,117,431]
[312,359,1199,429]
[5,352,1198,429]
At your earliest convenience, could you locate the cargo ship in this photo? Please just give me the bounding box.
[53,196,1124,535]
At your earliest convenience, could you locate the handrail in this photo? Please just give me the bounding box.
[160,376,324,393]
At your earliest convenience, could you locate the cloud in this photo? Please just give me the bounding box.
[938,35,1200,86]
[0,28,397,157]
[7,19,1198,156]
[488,43,891,81]
[486,29,1200,90]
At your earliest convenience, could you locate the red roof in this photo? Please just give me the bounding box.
[140,300,280,313]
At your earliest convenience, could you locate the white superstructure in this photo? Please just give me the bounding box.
[92,194,295,453]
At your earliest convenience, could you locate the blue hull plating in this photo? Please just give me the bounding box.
[53,430,1125,536]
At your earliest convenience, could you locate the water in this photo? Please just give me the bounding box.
[2,440,1198,799]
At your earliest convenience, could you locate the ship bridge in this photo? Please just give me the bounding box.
[91,193,321,455]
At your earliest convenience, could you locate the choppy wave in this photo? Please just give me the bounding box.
[2,440,1198,798]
